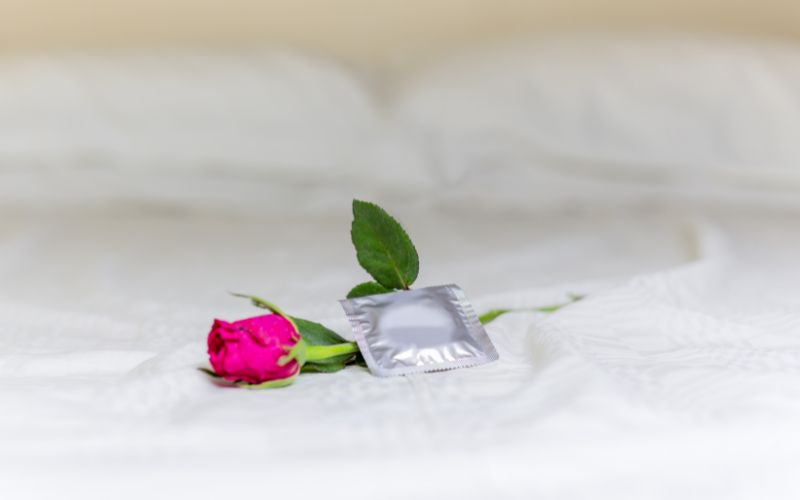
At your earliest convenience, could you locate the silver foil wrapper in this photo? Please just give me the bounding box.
[340,284,498,377]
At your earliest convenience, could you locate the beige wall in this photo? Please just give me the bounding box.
[2,0,800,65]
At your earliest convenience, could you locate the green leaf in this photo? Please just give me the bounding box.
[289,316,347,346]
[346,281,392,299]
[351,199,419,290]
[302,356,355,374]
[303,350,365,373]
[478,309,512,324]
[479,295,585,324]
[302,362,346,373]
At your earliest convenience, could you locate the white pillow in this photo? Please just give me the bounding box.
[396,35,800,189]
[0,50,391,182]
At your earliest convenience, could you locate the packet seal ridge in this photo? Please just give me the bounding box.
[447,284,500,364]
[340,297,389,376]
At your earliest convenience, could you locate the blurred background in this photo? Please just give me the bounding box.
[2,0,800,307]
[2,0,800,65]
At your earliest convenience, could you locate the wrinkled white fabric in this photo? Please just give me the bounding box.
[1,177,799,499]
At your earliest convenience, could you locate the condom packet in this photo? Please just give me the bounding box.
[339,284,498,377]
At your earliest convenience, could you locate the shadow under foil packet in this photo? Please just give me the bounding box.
[340,284,498,377]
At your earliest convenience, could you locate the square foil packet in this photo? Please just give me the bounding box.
[340,284,498,377]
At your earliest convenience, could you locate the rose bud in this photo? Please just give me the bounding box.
[205,296,361,389]
[207,314,303,387]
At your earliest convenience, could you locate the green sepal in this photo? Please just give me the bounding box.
[199,367,296,389]
[351,199,419,290]
[238,374,298,390]
[230,292,299,333]
[198,367,221,378]
[279,338,308,367]
[346,281,393,299]
[230,293,346,346]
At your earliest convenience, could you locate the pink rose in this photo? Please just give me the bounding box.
[207,314,300,384]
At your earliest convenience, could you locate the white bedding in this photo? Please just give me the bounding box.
[2,37,800,499]
[2,183,799,499]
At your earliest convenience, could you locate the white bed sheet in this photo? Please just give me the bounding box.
[1,171,800,499]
